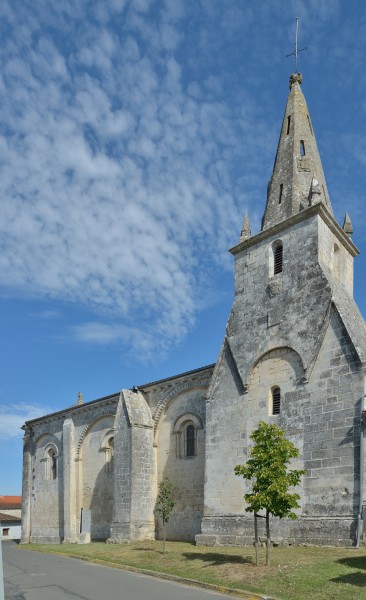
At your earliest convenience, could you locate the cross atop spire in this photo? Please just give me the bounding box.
[285,17,307,74]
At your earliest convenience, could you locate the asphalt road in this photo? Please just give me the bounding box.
[2,541,239,600]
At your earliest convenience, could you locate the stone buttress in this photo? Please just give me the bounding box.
[109,389,156,541]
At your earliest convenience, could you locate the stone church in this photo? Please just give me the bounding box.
[21,72,366,547]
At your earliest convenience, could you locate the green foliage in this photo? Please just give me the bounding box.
[156,476,176,526]
[235,421,306,519]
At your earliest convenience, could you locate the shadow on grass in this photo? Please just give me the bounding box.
[330,572,366,587]
[336,556,366,570]
[329,556,366,587]
[183,552,254,566]
[136,547,163,551]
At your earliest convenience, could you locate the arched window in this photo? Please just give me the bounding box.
[100,430,116,474]
[300,140,305,157]
[186,425,195,458]
[49,448,57,480]
[269,241,283,277]
[173,413,203,459]
[106,437,114,473]
[272,387,281,415]
[43,445,58,480]
[274,243,283,274]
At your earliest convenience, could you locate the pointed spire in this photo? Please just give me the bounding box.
[261,73,333,231]
[240,212,251,241]
[342,213,353,237]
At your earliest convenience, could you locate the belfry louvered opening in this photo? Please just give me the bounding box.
[272,387,281,415]
[274,244,283,274]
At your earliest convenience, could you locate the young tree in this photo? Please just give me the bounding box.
[156,476,176,553]
[235,421,305,566]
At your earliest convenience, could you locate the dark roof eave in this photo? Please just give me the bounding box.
[0,513,21,522]
[23,363,216,428]
[137,363,215,390]
[23,392,120,427]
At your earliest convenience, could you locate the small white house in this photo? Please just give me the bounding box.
[0,513,21,540]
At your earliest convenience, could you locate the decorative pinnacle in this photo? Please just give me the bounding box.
[77,391,83,405]
[289,72,302,89]
[342,213,353,237]
[240,212,251,241]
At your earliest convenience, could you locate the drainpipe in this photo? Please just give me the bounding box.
[355,384,366,548]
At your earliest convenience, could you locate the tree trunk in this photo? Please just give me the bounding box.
[163,522,166,554]
[265,509,270,566]
[254,513,259,566]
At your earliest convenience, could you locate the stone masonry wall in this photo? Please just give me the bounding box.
[21,396,118,544]
[228,213,333,387]
[198,209,365,547]
[30,425,64,544]
[156,388,205,541]
[81,415,115,540]
[318,217,353,295]
[198,308,364,547]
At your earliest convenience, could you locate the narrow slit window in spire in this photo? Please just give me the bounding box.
[300,140,305,156]
[287,115,291,135]
[279,184,283,204]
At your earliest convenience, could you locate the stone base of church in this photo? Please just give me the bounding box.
[196,515,360,547]
[29,536,63,544]
[108,520,155,543]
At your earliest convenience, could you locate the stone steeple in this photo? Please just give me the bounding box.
[262,73,333,230]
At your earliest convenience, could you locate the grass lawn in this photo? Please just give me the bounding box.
[22,540,366,600]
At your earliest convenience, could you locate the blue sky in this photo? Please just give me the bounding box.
[1,0,366,494]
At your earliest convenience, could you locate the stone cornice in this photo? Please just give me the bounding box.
[138,363,215,391]
[22,396,118,429]
[22,365,216,431]
[230,203,359,258]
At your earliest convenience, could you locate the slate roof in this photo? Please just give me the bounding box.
[0,512,21,523]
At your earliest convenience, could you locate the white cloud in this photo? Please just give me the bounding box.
[1,1,362,361]
[0,404,54,440]
[0,2,259,361]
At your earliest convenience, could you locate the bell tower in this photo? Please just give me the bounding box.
[197,71,366,547]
